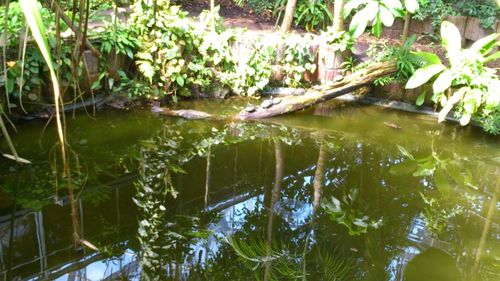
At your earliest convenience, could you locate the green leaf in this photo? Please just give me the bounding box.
[405,0,419,14]
[176,76,185,87]
[372,16,382,38]
[483,51,500,63]
[343,0,366,18]
[441,21,462,57]
[379,6,394,26]
[397,145,415,160]
[416,91,426,106]
[438,87,465,123]
[390,160,418,175]
[6,79,14,93]
[350,10,369,38]
[432,69,453,93]
[434,167,451,197]
[411,51,442,65]
[470,33,498,55]
[406,64,445,89]
[91,80,101,90]
[383,0,403,11]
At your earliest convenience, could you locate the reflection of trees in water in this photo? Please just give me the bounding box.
[132,121,499,280]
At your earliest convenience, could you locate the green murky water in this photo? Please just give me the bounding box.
[0,100,499,280]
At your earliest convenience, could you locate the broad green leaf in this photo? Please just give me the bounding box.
[405,0,419,13]
[379,6,394,26]
[416,91,426,106]
[434,167,451,197]
[441,21,462,57]
[364,1,379,21]
[483,51,500,63]
[411,51,442,65]
[176,76,185,87]
[470,33,499,55]
[390,160,418,175]
[383,0,403,11]
[6,79,14,93]
[343,0,367,17]
[432,69,453,93]
[350,11,369,38]
[406,64,445,89]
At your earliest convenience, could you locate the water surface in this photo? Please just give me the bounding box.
[0,100,499,280]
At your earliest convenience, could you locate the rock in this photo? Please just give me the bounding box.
[272,98,282,105]
[244,105,257,113]
[334,74,344,82]
[261,99,273,109]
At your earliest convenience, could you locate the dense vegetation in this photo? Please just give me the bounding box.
[0,0,499,167]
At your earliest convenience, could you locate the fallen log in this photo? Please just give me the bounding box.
[237,61,397,120]
[152,106,214,120]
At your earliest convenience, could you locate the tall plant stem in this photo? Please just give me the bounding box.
[18,25,29,114]
[0,111,19,159]
[2,0,11,112]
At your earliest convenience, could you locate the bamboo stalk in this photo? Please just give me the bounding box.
[45,0,101,59]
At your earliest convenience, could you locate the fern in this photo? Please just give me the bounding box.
[225,235,302,280]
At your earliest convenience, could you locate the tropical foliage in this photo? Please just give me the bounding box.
[344,0,419,37]
[406,21,500,134]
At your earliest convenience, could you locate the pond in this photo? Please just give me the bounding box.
[0,100,499,280]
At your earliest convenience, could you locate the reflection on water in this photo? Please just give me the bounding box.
[0,101,499,280]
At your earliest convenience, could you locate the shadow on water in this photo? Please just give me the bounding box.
[0,101,499,280]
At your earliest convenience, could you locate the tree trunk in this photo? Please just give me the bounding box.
[312,138,327,214]
[237,61,397,120]
[402,13,410,44]
[280,0,298,32]
[332,0,345,33]
[332,0,346,70]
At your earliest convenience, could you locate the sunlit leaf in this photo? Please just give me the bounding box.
[483,51,500,63]
[470,33,499,55]
[405,0,419,13]
[406,64,445,89]
[441,21,462,58]
[432,69,453,94]
[379,6,394,26]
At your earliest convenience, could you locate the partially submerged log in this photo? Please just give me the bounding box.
[237,61,397,120]
[152,106,213,120]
